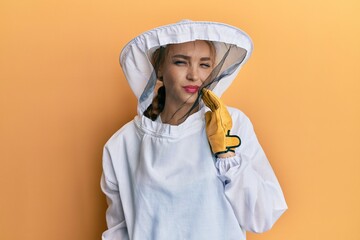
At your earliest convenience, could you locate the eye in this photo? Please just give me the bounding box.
[200,63,212,68]
[174,60,187,66]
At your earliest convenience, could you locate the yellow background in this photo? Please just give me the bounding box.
[1,0,359,239]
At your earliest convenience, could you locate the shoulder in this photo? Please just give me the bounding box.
[227,106,251,124]
[226,106,255,135]
[104,119,137,150]
[102,119,138,179]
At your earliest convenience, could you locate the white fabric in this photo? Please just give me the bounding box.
[101,107,287,240]
[119,20,252,115]
[102,20,287,240]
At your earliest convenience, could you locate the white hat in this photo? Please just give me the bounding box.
[119,20,253,115]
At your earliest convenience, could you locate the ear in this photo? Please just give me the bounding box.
[157,68,163,81]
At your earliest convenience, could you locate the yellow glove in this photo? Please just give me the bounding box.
[202,88,241,155]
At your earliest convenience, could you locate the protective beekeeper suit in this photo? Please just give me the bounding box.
[101,20,287,240]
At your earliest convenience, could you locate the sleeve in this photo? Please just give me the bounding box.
[215,113,288,233]
[101,146,129,240]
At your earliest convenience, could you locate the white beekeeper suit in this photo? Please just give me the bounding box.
[101,20,287,240]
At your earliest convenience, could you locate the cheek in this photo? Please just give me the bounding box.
[200,69,213,80]
[163,68,183,85]
[162,74,176,92]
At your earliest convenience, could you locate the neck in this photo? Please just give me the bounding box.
[160,104,199,125]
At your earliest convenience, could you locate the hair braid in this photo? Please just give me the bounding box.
[143,86,166,120]
[143,46,167,120]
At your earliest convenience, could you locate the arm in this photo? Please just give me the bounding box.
[216,114,287,233]
[201,89,287,232]
[101,147,129,240]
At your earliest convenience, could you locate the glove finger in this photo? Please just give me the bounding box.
[202,88,220,111]
[225,134,241,149]
[205,111,212,125]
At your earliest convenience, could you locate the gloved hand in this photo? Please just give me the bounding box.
[202,88,241,156]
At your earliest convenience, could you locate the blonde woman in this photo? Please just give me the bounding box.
[101,20,287,240]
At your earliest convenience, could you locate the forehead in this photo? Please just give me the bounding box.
[167,41,212,57]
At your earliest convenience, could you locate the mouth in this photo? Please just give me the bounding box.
[183,85,200,94]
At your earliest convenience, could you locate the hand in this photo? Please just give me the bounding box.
[202,88,241,156]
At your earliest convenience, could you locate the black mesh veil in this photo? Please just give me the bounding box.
[184,44,247,119]
[139,41,248,124]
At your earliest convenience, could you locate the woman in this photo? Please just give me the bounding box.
[101,20,287,240]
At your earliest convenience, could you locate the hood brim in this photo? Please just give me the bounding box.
[119,20,253,115]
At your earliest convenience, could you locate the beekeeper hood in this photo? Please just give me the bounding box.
[120,20,253,116]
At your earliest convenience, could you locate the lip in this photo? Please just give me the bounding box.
[183,85,200,94]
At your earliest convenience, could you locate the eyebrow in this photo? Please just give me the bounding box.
[172,54,212,61]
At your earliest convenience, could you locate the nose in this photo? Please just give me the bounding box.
[186,66,200,82]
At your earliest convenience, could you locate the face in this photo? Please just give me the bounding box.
[158,40,215,113]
